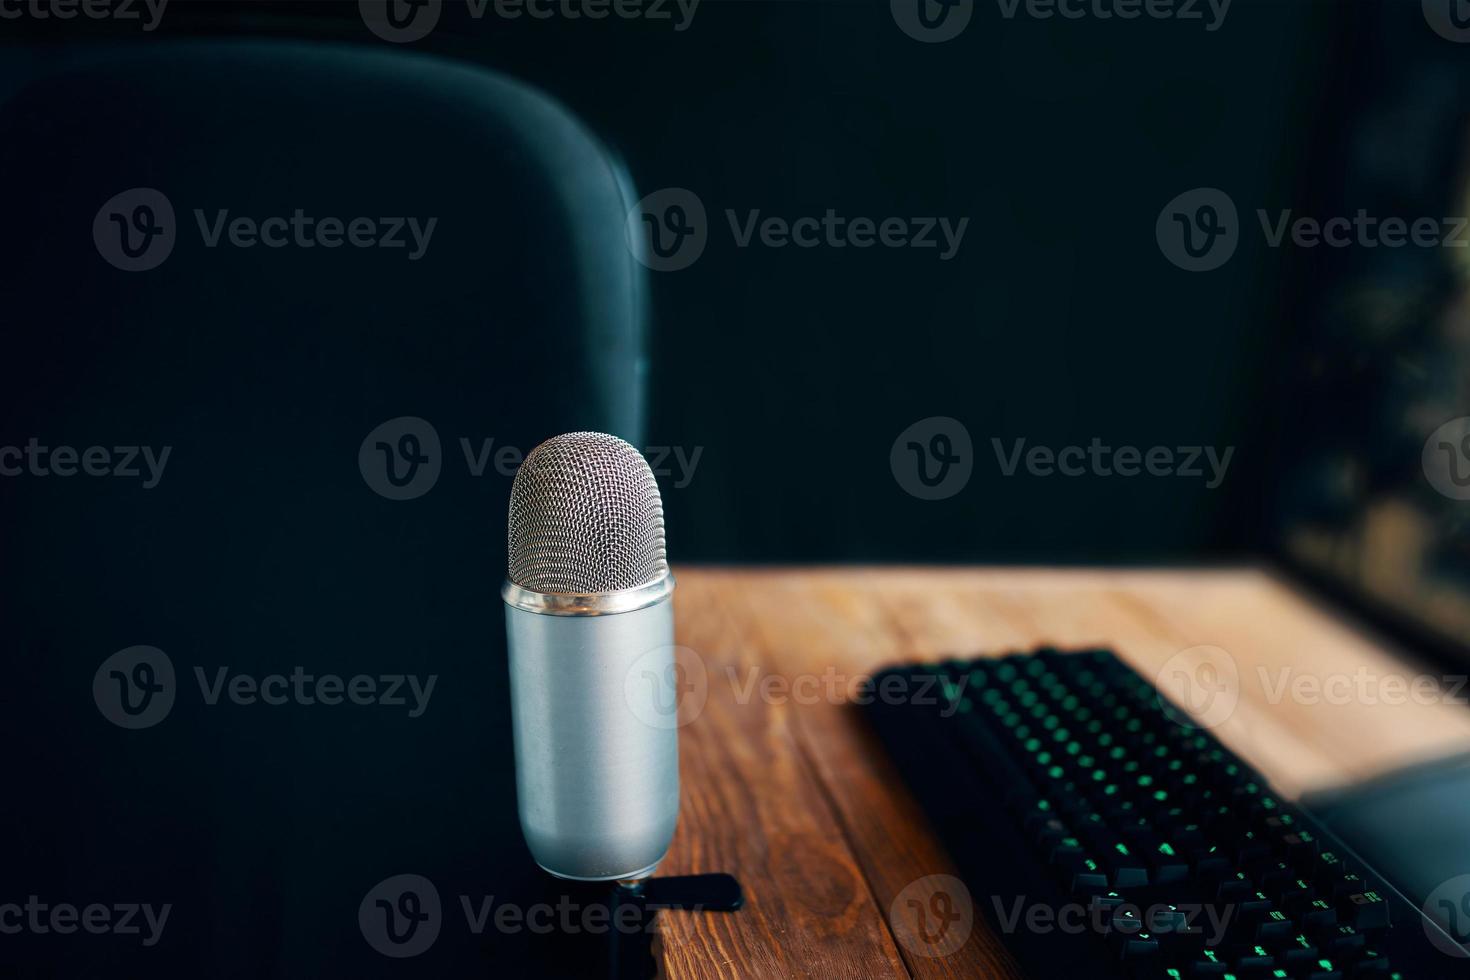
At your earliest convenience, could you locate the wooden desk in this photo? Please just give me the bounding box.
[657,567,1470,979]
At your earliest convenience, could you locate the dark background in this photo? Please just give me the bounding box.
[6,0,1434,563]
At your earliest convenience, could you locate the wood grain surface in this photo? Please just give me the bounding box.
[656,567,1470,979]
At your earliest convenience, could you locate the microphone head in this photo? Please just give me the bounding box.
[507,432,668,595]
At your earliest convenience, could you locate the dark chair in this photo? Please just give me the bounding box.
[0,41,646,978]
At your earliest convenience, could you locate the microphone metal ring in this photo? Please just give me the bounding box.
[500,572,675,617]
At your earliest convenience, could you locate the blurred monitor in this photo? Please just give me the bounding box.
[1274,1,1470,666]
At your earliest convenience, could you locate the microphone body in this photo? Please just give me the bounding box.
[501,432,680,882]
[504,588,678,881]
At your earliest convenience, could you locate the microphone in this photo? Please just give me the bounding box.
[501,432,679,882]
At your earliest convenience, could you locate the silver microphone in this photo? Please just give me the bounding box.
[502,432,679,882]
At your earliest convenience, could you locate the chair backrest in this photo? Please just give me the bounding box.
[0,40,646,977]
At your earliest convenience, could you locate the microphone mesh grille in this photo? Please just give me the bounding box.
[507,432,668,594]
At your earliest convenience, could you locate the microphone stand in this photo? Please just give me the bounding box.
[526,873,744,979]
[612,873,745,979]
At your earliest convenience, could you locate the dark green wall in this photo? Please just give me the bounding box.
[3,0,1349,562]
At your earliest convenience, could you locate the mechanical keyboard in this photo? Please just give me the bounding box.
[862,648,1465,978]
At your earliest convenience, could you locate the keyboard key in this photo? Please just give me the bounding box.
[1342,891,1390,931]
